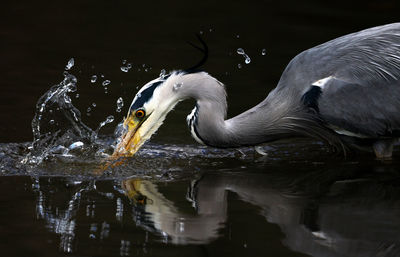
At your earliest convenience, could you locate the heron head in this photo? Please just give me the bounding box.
[112,34,209,157]
[113,73,184,157]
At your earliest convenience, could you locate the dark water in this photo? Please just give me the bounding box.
[2,1,400,256]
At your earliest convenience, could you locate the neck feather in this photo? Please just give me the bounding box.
[174,72,304,147]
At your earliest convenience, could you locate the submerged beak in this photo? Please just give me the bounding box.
[112,114,144,158]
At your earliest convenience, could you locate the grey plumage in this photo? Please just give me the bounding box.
[120,23,400,158]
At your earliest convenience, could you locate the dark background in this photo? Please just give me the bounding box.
[2,0,400,143]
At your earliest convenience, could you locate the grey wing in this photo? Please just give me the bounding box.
[311,77,400,138]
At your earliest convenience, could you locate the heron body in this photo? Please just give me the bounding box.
[114,23,400,159]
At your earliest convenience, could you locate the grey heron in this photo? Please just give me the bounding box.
[113,23,400,159]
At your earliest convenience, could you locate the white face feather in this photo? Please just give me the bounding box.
[128,73,184,146]
[312,76,334,89]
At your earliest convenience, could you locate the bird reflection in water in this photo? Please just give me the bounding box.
[122,169,400,256]
[31,167,400,256]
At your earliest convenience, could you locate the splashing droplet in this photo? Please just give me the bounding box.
[104,87,108,94]
[49,120,55,125]
[75,93,80,98]
[65,58,74,70]
[122,59,127,65]
[120,62,132,73]
[64,94,71,104]
[237,48,244,55]
[116,97,124,112]
[96,115,115,134]
[68,141,84,150]
[173,82,183,91]
[261,48,267,56]
[238,63,242,69]
[236,34,240,39]
[102,80,111,86]
[237,48,251,65]
[91,75,97,83]
[92,102,96,107]
[87,107,91,112]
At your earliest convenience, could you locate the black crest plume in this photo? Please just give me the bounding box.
[184,34,209,73]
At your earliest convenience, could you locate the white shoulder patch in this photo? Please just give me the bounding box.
[312,76,334,89]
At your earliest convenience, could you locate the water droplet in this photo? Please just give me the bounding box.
[91,75,97,83]
[236,34,240,38]
[159,69,166,78]
[237,48,251,65]
[144,68,148,72]
[106,115,114,123]
[87,107,91,112]
[75,93,79,98]
[199,30,204,35]
[92,102,96,107]
[142,64,146,68]
[102,80,111,86]
[65,58,74,70]
[104,87,108,94]
[173,82,183,91]
[237,48,244,55]
[120,62,132,73]
[68,141,84,150]
[116,97,124,112]
[101,74,105,78]
[261,48,267,56]
[96,115,115,133]
[122,59,127,65]
[209,28,213,32]
[64,94,71,104]
[49,120,55,125]
[238,63,242,69]
[137,93,142,98]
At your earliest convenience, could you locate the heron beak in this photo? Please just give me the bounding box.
[112,114,143,157]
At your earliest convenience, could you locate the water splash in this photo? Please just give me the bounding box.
[96,115,115,135]
[65,58,75,70]
[23,66,120,165]
[261,48,267,56]
[102,80,111,86]
[120,62,132,73]
[116,97,124,113]
[237,48,251,64]
[91,75,97,83]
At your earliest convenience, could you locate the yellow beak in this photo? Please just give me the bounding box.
[112,114,143,158]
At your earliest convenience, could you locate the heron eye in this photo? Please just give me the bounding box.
[135,109,145,118]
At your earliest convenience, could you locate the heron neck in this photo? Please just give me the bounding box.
[189,81,295,147]
[196,99,294,148]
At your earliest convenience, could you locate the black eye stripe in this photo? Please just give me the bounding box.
[130,81,163,110]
